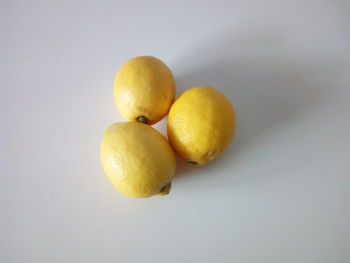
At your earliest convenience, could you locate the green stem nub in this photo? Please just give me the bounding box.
[137,116,148,124]
[187,161,198,165]
[159,182,172,195]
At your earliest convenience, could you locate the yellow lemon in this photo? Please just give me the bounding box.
[113,56,176,125]
[167,86,235,166]
[100,122,176,198]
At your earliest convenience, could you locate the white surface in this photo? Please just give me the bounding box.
[1,0,350,262]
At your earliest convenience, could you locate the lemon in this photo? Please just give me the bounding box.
[113,56,176,125]
[167,86,235,166]
[100,122,176,198]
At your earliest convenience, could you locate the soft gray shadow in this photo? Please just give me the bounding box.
[171,29,332,179]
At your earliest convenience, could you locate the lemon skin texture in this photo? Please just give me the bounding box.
[100,122,176,198]
[114,56,176,125]
[167,86,236,166]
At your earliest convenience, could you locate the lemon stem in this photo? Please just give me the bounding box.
[137,116,148,124]
[187,161,198,165]
[159,182,171,195]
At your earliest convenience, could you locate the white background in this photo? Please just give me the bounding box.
[1,0,350,262]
